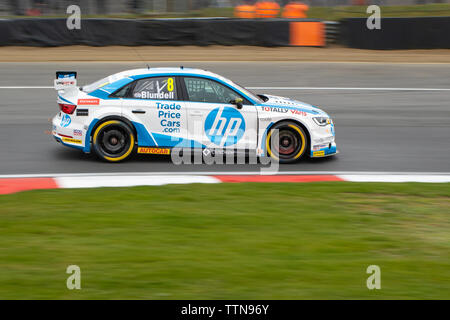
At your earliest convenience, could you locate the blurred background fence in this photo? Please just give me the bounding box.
[1,0,449,16]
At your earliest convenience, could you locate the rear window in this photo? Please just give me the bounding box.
[82,72,127,93]
[82,77,109,93]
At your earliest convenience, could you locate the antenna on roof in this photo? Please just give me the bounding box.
[147,64,150,70]
[180,66,184,70]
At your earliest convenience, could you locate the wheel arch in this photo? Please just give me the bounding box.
[90,115,138,144]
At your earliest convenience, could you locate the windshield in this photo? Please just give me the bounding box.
[230,81,263,104]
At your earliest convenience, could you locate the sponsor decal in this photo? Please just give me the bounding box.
[73,129,83,136]
[313,144,329,151]
[76,108,89,116]
[205,106,245,147]
[61,137,82,144]
[78,98,100,105]
[55,79,76,86]
[60,114,71,127]
[313,150,325,157]
[261,106,288,113]
[157,102,181,133]
[134,91,175,100]
[260,106,307,117]
[56,72,76,79]
[138,147,171,155]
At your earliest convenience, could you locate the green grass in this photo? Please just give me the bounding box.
[0,182,449,299]
[3,4,450,20]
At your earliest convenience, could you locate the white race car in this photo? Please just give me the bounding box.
[52,68,337,163]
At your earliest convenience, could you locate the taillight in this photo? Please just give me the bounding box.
[59,103,77,114]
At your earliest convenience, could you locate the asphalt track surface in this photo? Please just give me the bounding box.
[1,62,449,175]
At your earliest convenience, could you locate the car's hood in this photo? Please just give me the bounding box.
[260,94,328,116]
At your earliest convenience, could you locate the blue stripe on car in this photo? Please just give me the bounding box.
[260,122,274,156]
[58,95,75,105]
[83,118,99,153]
[133,121,204,148]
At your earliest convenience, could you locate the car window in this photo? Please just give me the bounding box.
[183,77,248,104]
[131,77,177,100]
[111,83,132,98]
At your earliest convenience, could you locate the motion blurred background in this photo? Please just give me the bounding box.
[2,0,449,17]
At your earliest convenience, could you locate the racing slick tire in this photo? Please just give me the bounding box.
[92,120,136,162]
[266,121,308,164]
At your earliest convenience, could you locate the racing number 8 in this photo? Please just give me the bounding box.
[167,78,174,92]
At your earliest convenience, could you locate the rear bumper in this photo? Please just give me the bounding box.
[52,113,86,151]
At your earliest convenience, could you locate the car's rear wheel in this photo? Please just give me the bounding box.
[92,120,135,162]
[266,121,308,163]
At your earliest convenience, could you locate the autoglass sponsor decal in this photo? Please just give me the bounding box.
[137,147,171,155]
[61,137,82,144]
[313,150,325,157]
[260,106,308,116]
[60,114,71,127]
[157,102,181,133]
[78,98,100,105]
[205,106,245,147]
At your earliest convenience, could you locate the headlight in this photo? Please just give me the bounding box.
[313,117,331,126]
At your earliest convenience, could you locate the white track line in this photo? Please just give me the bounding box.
[247,87,450,91]
[1,86,450,91]
[339,174,450,183]
[1,171,450,179]
[55,175,220,189]
[0,86,53,89]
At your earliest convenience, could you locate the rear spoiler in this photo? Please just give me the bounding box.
[54,71,77,90]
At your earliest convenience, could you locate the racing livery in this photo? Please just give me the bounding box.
[52,68,337,163]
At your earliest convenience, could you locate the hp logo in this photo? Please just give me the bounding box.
[60,114,71,127]
[205,107,245,147]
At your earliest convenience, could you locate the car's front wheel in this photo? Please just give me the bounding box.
[92,120,135,162]
[266,121,308,163]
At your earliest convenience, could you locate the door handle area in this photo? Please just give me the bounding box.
[132,109,146,114]
[190,111,203,116]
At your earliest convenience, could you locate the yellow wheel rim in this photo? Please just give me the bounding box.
[93,120,135,162]
[266,123,306,160]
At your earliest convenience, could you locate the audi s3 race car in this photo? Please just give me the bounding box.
[52,68,337,163]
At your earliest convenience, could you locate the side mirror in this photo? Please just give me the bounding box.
[231,98,243,109]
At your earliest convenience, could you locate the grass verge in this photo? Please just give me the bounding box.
[0,182,449,299]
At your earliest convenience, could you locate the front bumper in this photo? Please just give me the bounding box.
[310,122,337,158]
[310,141,338,158]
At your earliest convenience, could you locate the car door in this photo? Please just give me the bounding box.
[182,76,258,151]
[122,76,188,148]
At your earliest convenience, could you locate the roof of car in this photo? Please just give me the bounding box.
[117,67,223,80]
